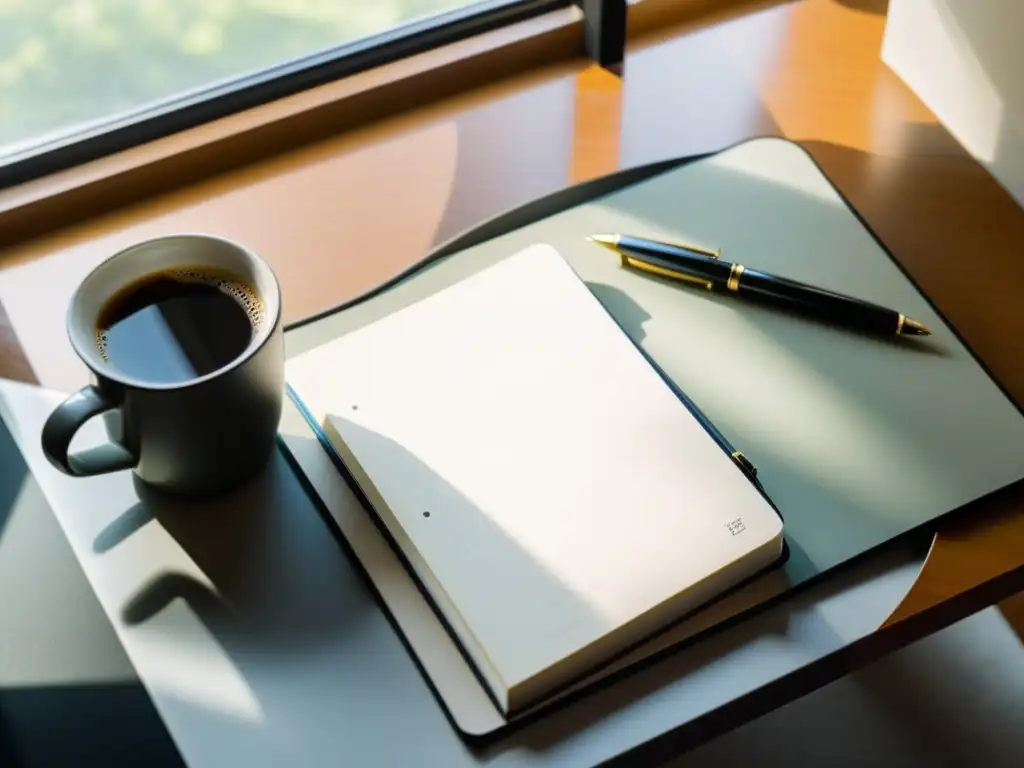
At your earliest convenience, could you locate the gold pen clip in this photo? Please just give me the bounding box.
[627,239,720,291]
[621,254,715,290]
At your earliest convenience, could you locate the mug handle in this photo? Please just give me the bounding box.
[41,385,137,476]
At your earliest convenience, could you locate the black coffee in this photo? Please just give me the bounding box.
[95,267,263,384]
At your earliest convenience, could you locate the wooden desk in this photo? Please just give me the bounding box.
[0,0,1021,659]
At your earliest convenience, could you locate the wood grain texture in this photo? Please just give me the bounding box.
[0,0,1021,638]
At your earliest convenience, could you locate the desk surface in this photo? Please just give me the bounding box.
[0,375,924,768]
[0,0,1023,760]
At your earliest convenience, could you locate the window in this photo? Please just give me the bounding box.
[0,1,482,156]
[0,0,629,189]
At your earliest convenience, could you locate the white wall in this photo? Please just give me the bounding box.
[882,0,1024,208]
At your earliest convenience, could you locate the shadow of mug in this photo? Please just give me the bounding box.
[94,452,365,653]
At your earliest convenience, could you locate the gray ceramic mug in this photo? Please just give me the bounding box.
[41,234,284,495]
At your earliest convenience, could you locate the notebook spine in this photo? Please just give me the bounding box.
[670,385,761,490]
[617,331,766,497]
[655,372,784,522]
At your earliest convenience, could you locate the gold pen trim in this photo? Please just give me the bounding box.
[901,317,931,336]
[727,263,745,292]
[622,255,713,290]
[896,314,933,336]
[587,234,621,250]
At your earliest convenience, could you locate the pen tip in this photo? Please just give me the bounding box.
[901,317,932,337]
[587,234,621,254]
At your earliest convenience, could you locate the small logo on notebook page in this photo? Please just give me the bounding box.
[725,518,746,536]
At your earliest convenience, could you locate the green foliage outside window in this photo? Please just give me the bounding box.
[0,0,472,153]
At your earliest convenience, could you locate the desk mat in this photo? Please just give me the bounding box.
[279,137,1024,739]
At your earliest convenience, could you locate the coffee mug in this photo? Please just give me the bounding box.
[41,233,284,495]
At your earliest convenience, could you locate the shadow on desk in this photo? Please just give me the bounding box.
[94,459,371,652]
[0,400,28,549]
[0,410,180,767]
[0,683,184,768]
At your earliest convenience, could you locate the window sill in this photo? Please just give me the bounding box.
[0,0,781,251]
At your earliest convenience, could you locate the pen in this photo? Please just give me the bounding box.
[588,234,931,338]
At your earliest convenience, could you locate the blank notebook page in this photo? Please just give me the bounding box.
[287,244,782,691]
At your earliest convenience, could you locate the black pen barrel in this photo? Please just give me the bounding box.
[736,269,901,335]
[616,237,733,283]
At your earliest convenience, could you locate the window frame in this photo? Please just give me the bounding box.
[0,0,748,250]
[0,0,580,190]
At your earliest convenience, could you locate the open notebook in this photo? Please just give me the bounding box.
[286,243,784,715]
